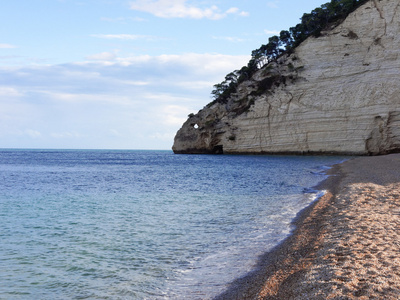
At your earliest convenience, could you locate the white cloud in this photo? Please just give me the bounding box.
[25,129,42,138]
[129,0,248,20]
[212,36,247,43]
[107,129,123,137]
[175,80,215,90]
[100,16,146,23]
[40,91,134,106]
[91,34,159,41]
[264,29,280,36]
[0,86,23,97]
[79,52,249,79]
[226,7,239,14]
[50,131,84,139]
[149,131,176,143]
[266,1,279,9]
[226,7,249,17]
[86,52,117,61]
[0,43,17,49]
[159,104,192,126]
[158,53,247,68]
[120,80,149,86]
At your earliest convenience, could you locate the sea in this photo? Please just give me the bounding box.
[0,149,345,299]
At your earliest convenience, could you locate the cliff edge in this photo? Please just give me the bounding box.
[173,0,400,155]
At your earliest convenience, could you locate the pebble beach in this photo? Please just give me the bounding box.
[216,153,400,300]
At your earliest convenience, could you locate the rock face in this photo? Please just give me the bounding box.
[173,0,400,155]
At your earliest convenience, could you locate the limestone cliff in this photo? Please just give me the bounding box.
[173,0,400,155]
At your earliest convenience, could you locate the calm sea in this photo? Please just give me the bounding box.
[0,149,344,299]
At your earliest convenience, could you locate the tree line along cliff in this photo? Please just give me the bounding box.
[210,0,369,107]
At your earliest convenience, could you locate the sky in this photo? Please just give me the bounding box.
[0,0,326,150]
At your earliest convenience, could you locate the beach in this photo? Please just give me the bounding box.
[216,153,400,299]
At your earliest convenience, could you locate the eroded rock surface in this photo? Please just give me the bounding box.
[173,0,400,155]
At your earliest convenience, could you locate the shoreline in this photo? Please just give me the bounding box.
[215,153,400,299]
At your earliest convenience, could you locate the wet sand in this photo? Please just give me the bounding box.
[215,153,400,300]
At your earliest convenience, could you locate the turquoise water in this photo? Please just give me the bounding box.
[0,150,343,299]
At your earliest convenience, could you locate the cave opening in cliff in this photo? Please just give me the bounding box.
[212,145,223,154]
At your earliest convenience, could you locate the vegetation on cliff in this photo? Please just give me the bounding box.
[209,0,369,106]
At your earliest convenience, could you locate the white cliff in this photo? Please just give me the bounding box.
[173,0,400,155]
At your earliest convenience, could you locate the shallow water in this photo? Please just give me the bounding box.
[0,150,344,299]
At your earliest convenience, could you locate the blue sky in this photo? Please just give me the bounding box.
[1,0,325,150]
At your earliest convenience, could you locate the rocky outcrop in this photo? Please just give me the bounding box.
[173,0,400,155]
